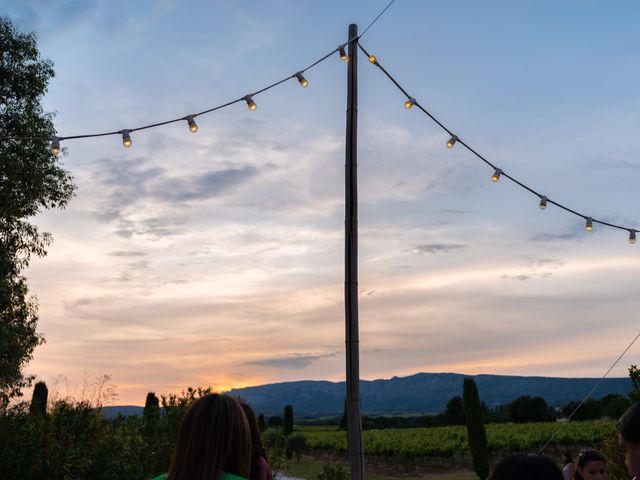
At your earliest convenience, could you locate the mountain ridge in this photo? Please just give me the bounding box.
[101,371,631,418]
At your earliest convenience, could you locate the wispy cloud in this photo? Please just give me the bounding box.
[409,244,466,255]
[244,352,338,370]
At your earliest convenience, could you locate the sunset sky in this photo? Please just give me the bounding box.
[6,0,640,405]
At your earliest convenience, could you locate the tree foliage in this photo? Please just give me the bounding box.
[507,395,554,423]
[463,378,489,480]
[284,404,294,435]
[29,380,47,416]
[0,17,75,409]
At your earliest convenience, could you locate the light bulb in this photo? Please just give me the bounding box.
[185,115,198,133]
[585,217,593,231]
[629,230,636,244]
[121,129,132,147]
[244,95,257,111]
[446,135,458,148]
[339,46,347,61]
[295,72,308,88]
[404,98,416,109]
[491,169,502,182]
[368,55,377,64]
[539,196,547,210]
[50,136,61,154]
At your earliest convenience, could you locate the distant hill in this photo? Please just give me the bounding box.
[227,372,631,417]
[101,405,143,419]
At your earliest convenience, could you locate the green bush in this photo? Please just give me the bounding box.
[317,463,349,480]
[285,431,306,462]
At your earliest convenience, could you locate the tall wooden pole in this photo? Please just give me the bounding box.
[345,23,364,480]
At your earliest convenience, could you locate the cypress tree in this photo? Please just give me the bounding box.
[284,404,294,435]
[143,392,160,421]
[258,413,266,432]
[463,378,489,480]
[29,381,47,416]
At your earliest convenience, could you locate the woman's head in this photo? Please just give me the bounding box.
[489,454,563,480]
[618,402,640,477]
[168,393,252,480]
[576,449,606,480]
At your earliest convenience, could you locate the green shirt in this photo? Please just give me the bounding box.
[152,473,247,480]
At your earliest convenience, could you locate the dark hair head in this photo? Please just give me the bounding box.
[618,402,640,443]
[490,454,563,480]
[240,401,267,480]
[575,449,606,480]
[168,393,252,480]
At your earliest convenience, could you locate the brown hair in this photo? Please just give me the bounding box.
[168,393,252,480]
[240,401,268,480]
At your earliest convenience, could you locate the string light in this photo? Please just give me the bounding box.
[404,97,416,109]
[358,41,640,243]
[185,115,198,133]
[585,217,593,231]
[339,46,347,60]
[629,230,636,244]
[368,54,377,64]
[50,136,61,154]
[120,129,132,147]
[295,72,309,88]
[539,196,547,210]
[243,95,257,111]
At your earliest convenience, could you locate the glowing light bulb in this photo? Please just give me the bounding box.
[585,217,593,231]
[368,55,377,64]
[629,230,636,244]
[185,115,198,133]
[244,95,257,111]
[121,129,132,147]
[339,46,347,61]
[539,196,547,210]
[50,136,61,154]
[446,135,458,148]
[404,98,416,109]
[295,72,308,88]
[491,169,502,182]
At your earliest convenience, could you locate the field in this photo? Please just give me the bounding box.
[299,420,616,459]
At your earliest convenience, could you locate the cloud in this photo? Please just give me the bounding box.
[109,250,147,257]
[243,352,338,370]
[530,230,583,242]
[409,244,466,255]
[501,258,565,281]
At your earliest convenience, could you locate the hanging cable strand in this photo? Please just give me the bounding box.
[537,331,640,454]
[2,43,346,146]
[358,42,639,237]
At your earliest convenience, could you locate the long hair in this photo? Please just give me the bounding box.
[490,454,563,480]
[575,449,606,480]
[168,393,252,480]
[240,401,268,480]
[618,402,640,443]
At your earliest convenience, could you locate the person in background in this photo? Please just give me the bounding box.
[618,402,640,479]
[574,449,606,480]
[153,393,252,480]
[489,453,563,480]
[563,452,575,480]
[240,401,272,480]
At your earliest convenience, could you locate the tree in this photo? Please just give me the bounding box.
[284,404,294,435]
[561,398,602,421]
[443,396,466,425]
[463,378,489,480]
[143,392,160,421]
[629,365,640,402]
[0,17,75,409]
[29,380,47,416]
[267,415,283,428]
[508,396,553,423]
[285,431,306,462]
[258,413,266,432]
